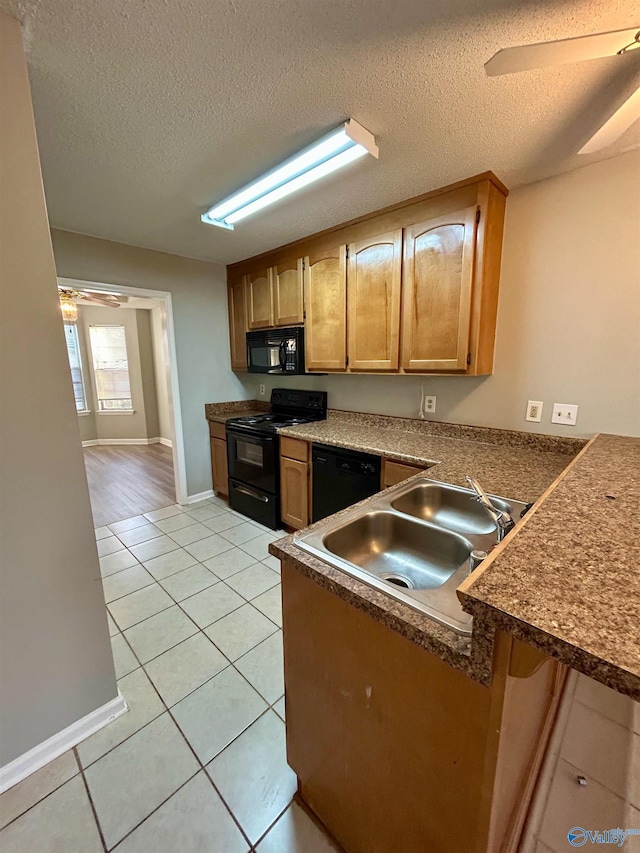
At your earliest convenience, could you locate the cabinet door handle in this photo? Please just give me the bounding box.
[234,483,269,503]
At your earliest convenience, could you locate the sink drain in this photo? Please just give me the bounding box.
[381,573,415,589]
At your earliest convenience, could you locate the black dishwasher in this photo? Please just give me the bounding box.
[312,443,382,522]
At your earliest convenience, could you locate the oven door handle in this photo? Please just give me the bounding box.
[233,483,270,503]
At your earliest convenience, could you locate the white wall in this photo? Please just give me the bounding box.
[51,230,250,496]
[243,151,640,439]
[78,303,160,441]
[0,11,117,768]
[150,305,173,442]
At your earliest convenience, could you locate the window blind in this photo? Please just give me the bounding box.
[89,325,133,411]
[64,323,87,412]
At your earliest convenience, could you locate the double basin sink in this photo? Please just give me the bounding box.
[294,476,529,636]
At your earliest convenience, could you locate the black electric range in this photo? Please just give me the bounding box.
[225,388,327,529]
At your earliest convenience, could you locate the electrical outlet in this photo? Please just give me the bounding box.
[551,403,578,426]
[525,400,543,423]
[259,383,266,397]
[424,395,436,414]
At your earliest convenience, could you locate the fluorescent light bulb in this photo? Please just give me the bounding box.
[226,146,367,224]
[202,119,378,229]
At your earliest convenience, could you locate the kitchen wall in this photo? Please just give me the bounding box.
[75,304,161,443]
[243,150,640,440]
[0,10,117,768]
[51,230,249,497]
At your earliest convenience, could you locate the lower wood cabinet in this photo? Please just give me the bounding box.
[280,437,310,529]
[282,564,567,853]
[381,458,431,488]
[209,421,228,497]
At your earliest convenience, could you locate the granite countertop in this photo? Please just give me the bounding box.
[270,409,584,684]
[205,399,270,424]
[205,402,638,696]
[279,410,578,504]
[458,433,640,699]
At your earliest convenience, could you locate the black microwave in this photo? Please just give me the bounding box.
[246,327,306,374]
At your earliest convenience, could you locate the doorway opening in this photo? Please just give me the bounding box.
[58,277,187,527]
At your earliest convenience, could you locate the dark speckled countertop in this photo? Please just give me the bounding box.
[278,410,578,504]
[205,403,638,697]
[205,400,270,424]
[458,433,640,699]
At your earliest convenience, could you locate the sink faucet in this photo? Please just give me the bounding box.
[465,476,515,542]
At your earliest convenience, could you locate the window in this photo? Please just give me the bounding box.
[63,323,88,412]
[89,325,133,411]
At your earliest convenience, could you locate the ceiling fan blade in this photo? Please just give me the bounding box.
[82,294,122,308]
[578,86,640,154]
[485,28,640,76]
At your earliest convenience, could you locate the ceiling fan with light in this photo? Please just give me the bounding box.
[485,27,640,155]
[58,286,127,323]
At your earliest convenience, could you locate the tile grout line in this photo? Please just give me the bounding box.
[96,586,284,769]
[85,502,288,847]
[74,746,109,853]
[108,626,258,851]
[112,591,280,677]
[104,568,288,847]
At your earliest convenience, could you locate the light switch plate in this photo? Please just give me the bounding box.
[525,400,543,423]
[551,403,578,426]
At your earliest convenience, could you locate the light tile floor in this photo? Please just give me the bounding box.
[4,495,637,852]
[0,496,341,853]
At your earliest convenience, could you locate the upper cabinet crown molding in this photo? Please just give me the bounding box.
[226,172,508,377]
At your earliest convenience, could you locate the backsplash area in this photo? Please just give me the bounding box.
[240,372,593,439]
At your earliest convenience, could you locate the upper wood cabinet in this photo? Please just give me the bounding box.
[303,246,347,371]
[226,173,508,376]
[401,206,477,372]
[273,259,304,326]
[227,277,248,370]
[246,268,274,329]
[348,230,402,371]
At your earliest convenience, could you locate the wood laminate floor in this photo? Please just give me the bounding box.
[83,444,176,527]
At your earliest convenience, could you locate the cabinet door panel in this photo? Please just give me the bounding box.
[274,260,304,326]
[348,230,402,371]
[280,456,309,529]
[211,438,229,497]
[304,247,347,371]
[228,278,248,369]
[401,206,477,372]
[247,269,274,329]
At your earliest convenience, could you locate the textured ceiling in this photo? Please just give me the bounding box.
[4,0,640,264]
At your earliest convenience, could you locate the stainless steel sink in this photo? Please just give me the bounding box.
[294,476,529,636]
[323,511,472,590]
[391,482,516,537]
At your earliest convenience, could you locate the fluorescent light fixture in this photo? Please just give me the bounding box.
[201,119,378,230]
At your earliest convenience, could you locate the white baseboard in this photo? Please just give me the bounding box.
[0,692,128,793]
[185,489,214,505]
[82,438,170,448]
